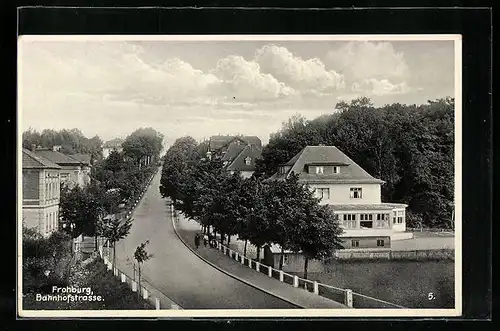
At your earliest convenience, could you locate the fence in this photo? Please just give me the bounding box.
[215,241,405,309]
[98,245,182,310]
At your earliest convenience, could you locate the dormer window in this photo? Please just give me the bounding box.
[245,157,251,165]
[316,166,324,174]
[333,166,339,174]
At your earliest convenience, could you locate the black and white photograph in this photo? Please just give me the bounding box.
[17,34,461,318]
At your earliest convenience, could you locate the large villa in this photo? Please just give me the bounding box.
[269,145,412,249]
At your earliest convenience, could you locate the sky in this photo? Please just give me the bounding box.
[18,37,456,147]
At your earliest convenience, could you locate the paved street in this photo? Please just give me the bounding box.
[113,170,297,309]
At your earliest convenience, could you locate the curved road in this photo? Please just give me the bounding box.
[114,169,296,309]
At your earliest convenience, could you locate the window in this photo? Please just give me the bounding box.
[350,187,362,199]
[45,215,49,233]
[316,188,330,200]
[360,214,373,221]
[282,254,289,266]
[316,166,324,174]
[245,157,252,165]
[333,166,339,174]
[351,240,360,248]
[342,214,357,228]
[397,217,404,224]
[377,239,385,247]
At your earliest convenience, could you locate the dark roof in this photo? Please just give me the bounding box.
[22,149,61,169]
[226,144,262,172]
[269,145,384,184]
[221,141,246,161]
[209,135,262,151]
[34,149,82,165]
[69,153,91,165]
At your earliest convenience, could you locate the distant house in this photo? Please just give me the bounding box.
[22,148,61,237]
[208,135,262,178]
[208,135,262,154]
[269,145,411,250]
[33,146,91,189]
[102,138,124,159]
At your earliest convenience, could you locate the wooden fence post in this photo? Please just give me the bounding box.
[313,281,319,295]
[142,287,148,300]
[279,270,284,282]
[155,298,160,310]
[268,266,272,277]
[293,275,299,288]
[132,281,137,292]
[121,273,126,283]
[256,262,260,272]
[345,289,353,308]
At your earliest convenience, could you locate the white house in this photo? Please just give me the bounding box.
[269,145,412,249]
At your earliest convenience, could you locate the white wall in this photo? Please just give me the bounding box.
[308,183,381,204]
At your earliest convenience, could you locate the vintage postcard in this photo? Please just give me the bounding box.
[17,34,462,318]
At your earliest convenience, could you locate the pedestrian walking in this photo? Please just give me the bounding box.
[194,233,200,249]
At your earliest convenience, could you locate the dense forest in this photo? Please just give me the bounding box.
[255,97,455,229]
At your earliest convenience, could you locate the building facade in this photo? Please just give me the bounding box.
[34,147,91,189]
[22,149,61,237]
[269,145,411,249]
[207,135,262,178]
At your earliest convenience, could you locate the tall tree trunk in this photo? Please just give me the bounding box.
[113,242,116,268]
[279,246,285,270]
[137,263,141,299]
[228,235,231,244]
[244,240,248,256]
[94,229,98,252]
[256,245,261,261]
[220,233,224,245]
[304,256,309,280]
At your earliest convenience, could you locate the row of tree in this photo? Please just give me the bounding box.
[255,97,455,228]
[160,137,343,279]
[58,128,164,266]
[22,127,165,168]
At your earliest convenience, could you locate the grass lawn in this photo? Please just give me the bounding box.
[294,259,455,308]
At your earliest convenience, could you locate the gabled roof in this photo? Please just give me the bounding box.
[209,135,262,151]
[34,149,82,166]
[22,149,61,169]
[269,145,384,184]
[221,141,246,161]
[69,153,91,165]
[226,144,262,172]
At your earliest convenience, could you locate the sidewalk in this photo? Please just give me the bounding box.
[174,214,347,309]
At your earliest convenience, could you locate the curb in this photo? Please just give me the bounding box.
[170,213,303,309]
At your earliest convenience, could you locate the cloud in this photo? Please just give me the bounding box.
[210,55,295,101]
[351,78,411,96]
[255,44,345,96]
[326,41,410,83]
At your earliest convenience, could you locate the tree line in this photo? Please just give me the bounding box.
[22,127,165,167]
[58,128,164,262]
[255,97,455,229]
[160,137,343,279]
